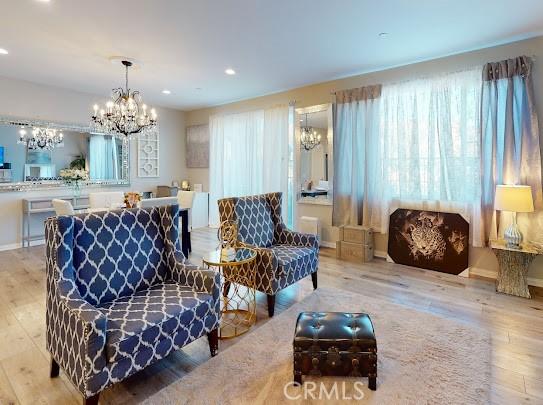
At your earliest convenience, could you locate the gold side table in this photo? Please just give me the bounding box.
[202,247,257,339]
[490,240,540,299]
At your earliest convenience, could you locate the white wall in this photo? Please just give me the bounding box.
[185,36,543,285]
[0,75,186,248]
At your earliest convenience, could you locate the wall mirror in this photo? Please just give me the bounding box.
[0,116,129,192]
[295,103,333,205]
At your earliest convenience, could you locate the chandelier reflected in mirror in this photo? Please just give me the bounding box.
[91,60,157,140]
[18,127,64,150]
[300,113,322,151]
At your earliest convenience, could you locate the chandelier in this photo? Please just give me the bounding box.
[300,113,322,151]
[18,127,64,150]
[91,60,157,139]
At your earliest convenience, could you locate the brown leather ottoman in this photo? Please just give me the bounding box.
[293,312,377,390]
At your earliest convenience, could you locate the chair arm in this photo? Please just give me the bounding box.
[276,226,320,250]
[171,256,221,301]
[52,280,107,383]
[238,241,278,280]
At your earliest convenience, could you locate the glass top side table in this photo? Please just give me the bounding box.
[202,247,257,339]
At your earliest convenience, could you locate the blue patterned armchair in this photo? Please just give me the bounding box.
[218,192,319,317]
[45,205,220,405]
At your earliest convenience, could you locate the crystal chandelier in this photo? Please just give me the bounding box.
[91,60,157,139]
[300,114,322,151]
[18,127,64,150]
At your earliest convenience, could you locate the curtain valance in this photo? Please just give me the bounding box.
[482,55,532,81]
[335,85,382,104]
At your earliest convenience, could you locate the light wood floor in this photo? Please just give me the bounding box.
[0,227,542,404]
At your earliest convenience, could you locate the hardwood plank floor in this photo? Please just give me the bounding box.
[0,226,542,404]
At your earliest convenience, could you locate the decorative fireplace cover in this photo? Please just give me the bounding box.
[387,209,469,275]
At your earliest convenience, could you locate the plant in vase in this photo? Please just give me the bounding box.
[59,168,89,197]
[124,192,141,208]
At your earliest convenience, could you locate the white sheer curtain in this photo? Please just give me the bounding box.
[370,68,483,245]
[334,68,485,246]
[89,134,119,180]
[209,106,289,226]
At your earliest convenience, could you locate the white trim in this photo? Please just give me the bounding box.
[374,250,387,259]
[470,266,543,288]
[0,239,45,251]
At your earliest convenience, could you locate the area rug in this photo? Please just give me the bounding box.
[146,287,491,404]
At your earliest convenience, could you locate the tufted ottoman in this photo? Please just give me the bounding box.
[293,312,377,390]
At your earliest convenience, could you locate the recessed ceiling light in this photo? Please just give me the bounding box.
[225,68,236,75]
[378,32,389,39]
[162,89,171,95]
[36,0,51,2]
[0,48,8,55]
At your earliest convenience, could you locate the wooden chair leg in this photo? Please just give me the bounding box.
[207,328,219,357]
[267,294,276,317]
[83,393,99,405]
[223,281,231,298]
[311,272,318,290]
[50,358,60,378]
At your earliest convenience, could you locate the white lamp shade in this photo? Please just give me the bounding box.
[494,185,534,213]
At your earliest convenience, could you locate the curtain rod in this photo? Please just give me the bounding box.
[329,54,537,95]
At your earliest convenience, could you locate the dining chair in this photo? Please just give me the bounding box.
[88,191,125,210]
[52,199,75,215]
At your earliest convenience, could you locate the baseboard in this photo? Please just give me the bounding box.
[320,241,336,248]
[374,250,387,259]
[469,266,543,288]
[0,239,45,251]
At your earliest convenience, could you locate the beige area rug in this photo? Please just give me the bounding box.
[147,287,491,404]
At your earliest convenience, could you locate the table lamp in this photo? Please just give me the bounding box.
[494,185,534,248]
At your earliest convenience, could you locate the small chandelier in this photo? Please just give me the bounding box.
[300,113,321,151]
[18,127,64,150]
[91,60,157,139]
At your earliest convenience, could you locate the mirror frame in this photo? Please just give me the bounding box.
[294,103,333,206]
[0,115,130,192]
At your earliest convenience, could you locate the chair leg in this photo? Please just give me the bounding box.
[83,394,99,405]
[207,328,219,357]
[311,272,318,290]
[223,281,231,298]
[267,294,276,317]
[50,357,59,378]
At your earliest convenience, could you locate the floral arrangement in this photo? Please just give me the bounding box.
[124,192,141,208]
[59,168,89,182]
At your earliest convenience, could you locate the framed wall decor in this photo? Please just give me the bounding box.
[137,130,159,178]
[387,208,469,275]
[186,124,209,168]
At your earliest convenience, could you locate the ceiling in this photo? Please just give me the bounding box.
[0,0,542,111]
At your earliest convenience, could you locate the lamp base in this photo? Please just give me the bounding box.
[504,222,522,249]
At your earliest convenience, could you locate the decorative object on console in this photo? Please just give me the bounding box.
[157,185,178,197]
[124,192,141,208]
[300,113,322,151]
[181,180,190,190]
[494,185,534,248]
[186,124,209,168]
[18,127,64,150]
[193,183,203,192]
[59,168,89,197]
[218,192,319,317]
[91,60,157,139]
[293,312,377,390]
[45,205,220,405]
[336,225,373,262]
[388,209,469,275]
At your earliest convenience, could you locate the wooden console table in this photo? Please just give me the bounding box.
[490,240,540,299]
